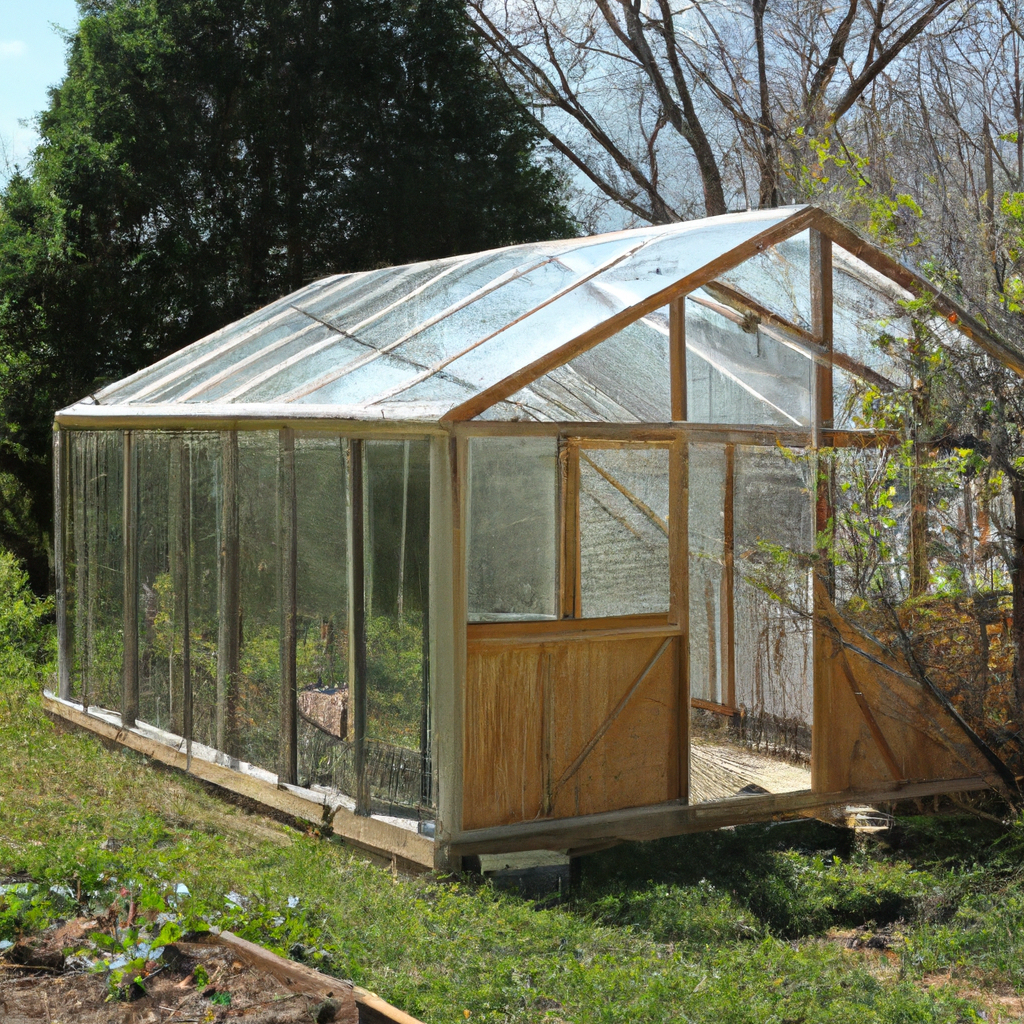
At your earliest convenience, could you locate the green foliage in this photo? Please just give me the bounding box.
[366,613,426,745]
[0,549,53,691]
[790,131,923,249]
[0,0,575,583]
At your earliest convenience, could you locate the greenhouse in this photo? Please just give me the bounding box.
[48,205,1017,870]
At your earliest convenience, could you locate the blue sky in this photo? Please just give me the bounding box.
[0,0,80,179]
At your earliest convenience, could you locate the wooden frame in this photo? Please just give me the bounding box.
[217,430,241,757]
[432,434,466,870]
[171,436,192,760]
[670,296,686,421]
[448,775,989,856]
[347,438,370,815]
[721,444,737,710]
[42,692,434,873]
[278,428,298,785]
[122,430,139,728]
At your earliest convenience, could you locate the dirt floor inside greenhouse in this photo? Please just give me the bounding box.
[0,929,357,1024]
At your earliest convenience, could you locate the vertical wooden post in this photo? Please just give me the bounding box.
[431,432,464,871]
[54,427,72,700]
[347,438,370,815]
[278,428,298,785]
[122,431,139,728]
[169,439,184,735]
[217,430,240,758]
[177,439,192,764]
[561,440,581,619]
[722,444,736,711]
[810,229,836,791]
[73,435,88,707]
[810,230,834,440]
[670,438,690,800]
[85,433,99,711]
[398,440,410,619]
[670,296,687,421]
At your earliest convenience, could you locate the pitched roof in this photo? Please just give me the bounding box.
[57,205,1021,427]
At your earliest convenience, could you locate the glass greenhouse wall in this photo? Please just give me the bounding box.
[60,428,434,822]
[52,205,1020,866]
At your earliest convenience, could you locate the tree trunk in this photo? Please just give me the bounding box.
[1012,475,1024,716]
[752,0,779,207]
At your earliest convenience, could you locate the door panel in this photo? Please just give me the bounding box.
[463,628,681,830]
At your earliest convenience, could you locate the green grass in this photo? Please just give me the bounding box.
[1,548,1023,1021]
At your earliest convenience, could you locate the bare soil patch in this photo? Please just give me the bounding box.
[0,933,356,1023]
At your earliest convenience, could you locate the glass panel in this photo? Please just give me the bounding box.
[833,249,914,381]
[715,231,812,330]
[685,297,812,425]
[364,440,432,814]
[467,437,558,621]
[97,276,339,404]
[235,431,281,771]
[136,432,174,732]
[242,336,378,404]
[356,372,479,410]
[188,433,222,752]
[295,434,352,794]
[502,366,638,423]
[186,323,337,403]
[688,443,727,704]
[72,431,124,714]
[502,308,672,423]
[578,446,670,617]
[733,445,814,748]
[832,446,913,610]
[142,317,315,404]
[394,238,639,371]
[299,352,432,407]
[355,250,542,350]
[300,263,462,334]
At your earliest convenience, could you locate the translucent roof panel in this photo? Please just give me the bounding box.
[685,296,812,426]
[68,206,1000,426]
[716,232,813,329]
[496,308,672,422]
[80,208,808,422]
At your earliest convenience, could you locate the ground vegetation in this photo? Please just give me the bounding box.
[1,548,1024,1021]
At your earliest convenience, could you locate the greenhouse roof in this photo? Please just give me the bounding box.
[58,205,1021,427]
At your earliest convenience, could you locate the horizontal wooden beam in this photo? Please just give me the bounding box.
[43,693,434,870]
[690,697,738,716]
[468,615,677,643]
[54,404,449,435]
[452,420,896,448]
[448,776,990,855]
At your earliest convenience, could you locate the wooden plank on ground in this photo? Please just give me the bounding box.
[203,928,426,1024]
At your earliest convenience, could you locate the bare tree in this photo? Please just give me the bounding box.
[469,0,960,224]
